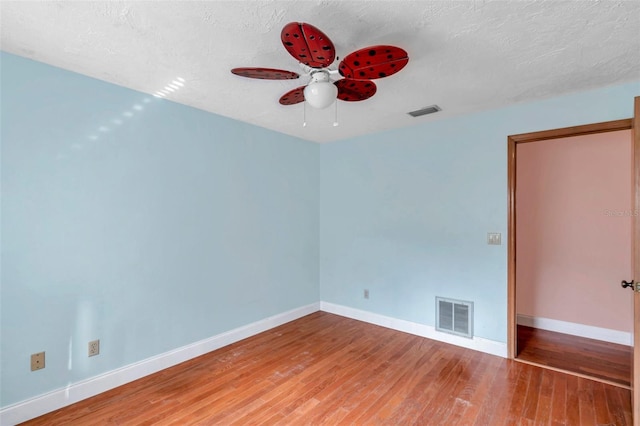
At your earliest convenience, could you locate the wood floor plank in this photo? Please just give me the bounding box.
[20,312,632,425]
[550,371,567,425]
[473,355,516,425]
[577,377,597,426]
[505,363,533,424]
[534,368,553,424]
[592,381,612,425]
[616,386,633,425]
[458,355,502,424]
[566,375,581,425]
[522,361,542,421]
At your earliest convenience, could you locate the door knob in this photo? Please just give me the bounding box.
[621,280,635,290]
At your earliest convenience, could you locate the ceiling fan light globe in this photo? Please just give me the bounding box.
[303,82,337,109]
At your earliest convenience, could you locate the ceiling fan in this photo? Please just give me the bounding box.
[231,22,409,109]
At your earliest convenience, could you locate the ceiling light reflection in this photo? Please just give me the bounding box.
[81,83,176,147]
[153,76,185,99]
[83,76,188,147]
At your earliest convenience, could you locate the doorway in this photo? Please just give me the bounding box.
[507,119,634,388]
[508,119,637,387]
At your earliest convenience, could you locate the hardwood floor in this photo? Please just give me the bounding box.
[22,312,632,425]
[517,325,632,387]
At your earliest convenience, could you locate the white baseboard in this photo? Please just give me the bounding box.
[517,314,633,346]
[320,302,507,358]
[0,302,320,426]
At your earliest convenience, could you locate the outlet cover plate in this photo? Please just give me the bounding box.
[88,340,100,357]
[31,352,45,371]
[487,232,502,245]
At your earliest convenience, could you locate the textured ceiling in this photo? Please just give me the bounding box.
[1,1,639,143]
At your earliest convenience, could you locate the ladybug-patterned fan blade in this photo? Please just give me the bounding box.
[339,45,409,80]
[281,22,336,69]
[231,67,299,80]
[279,86,306,105]
[335,79,377,102]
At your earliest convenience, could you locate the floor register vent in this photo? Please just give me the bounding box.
[436,297,474,338]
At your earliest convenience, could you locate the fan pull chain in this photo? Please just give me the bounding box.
[333,101,339,127]
[303,101,307,127]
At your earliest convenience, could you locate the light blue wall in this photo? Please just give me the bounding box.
[2,49,638,410]
[0,53,319,406]
[319,81,639,343]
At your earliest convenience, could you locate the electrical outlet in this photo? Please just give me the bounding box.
[88,340,100,357]
[364,289,370,299]
[31,352,45,371]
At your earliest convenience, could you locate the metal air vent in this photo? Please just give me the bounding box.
[407,105,441,117]
[436,297,473,338]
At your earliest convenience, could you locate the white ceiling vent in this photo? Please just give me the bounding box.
[407,105,441,117]
[436,297,473,339]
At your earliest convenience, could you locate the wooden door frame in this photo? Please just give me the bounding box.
[506,117,632,358]
[633,96,639,426]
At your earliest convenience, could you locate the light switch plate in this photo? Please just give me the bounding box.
[487,232,502,245]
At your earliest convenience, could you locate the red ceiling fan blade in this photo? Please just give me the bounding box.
[279,86,306,105]
[335,79,377,102]
[339,45,409,80]
[231,67,299,80]
[281,22,336,69]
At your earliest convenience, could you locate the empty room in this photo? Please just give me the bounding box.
[1,1,639,425]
